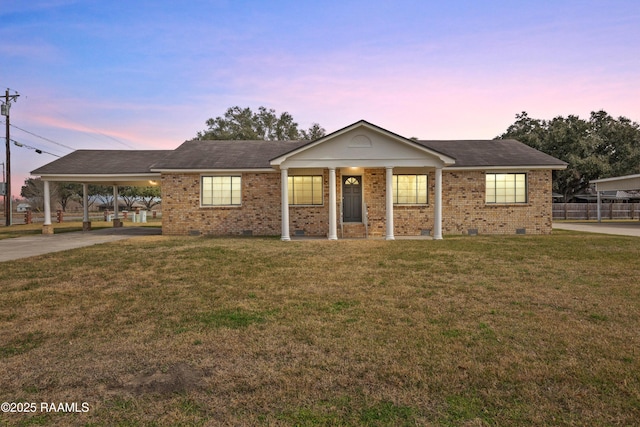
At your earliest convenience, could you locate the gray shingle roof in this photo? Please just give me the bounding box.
[32,137,566,177]
[150,140,308,170]
[31,150,173,175]
[151,138,566,170]
[416,139,567,168]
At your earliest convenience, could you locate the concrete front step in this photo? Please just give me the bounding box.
[342,223,367,238]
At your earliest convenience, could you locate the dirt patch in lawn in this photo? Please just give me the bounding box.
[120,362,205,395]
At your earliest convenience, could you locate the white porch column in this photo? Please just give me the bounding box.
[281,168,290,241]
[597,190,602,222]
[113,185,119,219]
[43,180,52,226]
[433,167,443,240]
[328,167,338,240]
[385,166,395,240]
[42,180,53,234]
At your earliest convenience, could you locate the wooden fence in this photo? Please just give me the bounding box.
[553,203,640,220]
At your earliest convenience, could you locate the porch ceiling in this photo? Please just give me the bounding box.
[32,173,160,187]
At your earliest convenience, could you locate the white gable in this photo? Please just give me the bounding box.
[271,121,455,169]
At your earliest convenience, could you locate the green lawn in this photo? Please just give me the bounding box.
[0,231,639,426]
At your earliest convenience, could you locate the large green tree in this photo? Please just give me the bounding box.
[21,179,161,212]
[197,106,325,141]
[56,183,82,212]
[118,186,161,210]
[498,111,640,201]
[21,179,83,212]
[137,186,162,210]
[21,178,55,212]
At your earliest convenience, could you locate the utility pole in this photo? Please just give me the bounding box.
[2,89,19,226]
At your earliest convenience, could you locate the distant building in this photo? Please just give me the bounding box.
[17,203,31,212]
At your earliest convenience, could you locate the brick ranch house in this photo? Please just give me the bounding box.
[32,120,567,239]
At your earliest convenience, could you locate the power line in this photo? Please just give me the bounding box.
[2,117,135,150]
[65,119,135,149]
[11,138,61,157]
[1,90,136,149]
[40,107,135,149]
[0,120,76,151]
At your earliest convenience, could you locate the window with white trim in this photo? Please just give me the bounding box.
[485,173,527,204]
[201,176,241,206]
[392,174,428,204]
[288,175,323,205]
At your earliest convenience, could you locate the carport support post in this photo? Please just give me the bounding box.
[597,190,602,222]
[82,183,91,231]
[112,185,122,228]
[42,180,53,234]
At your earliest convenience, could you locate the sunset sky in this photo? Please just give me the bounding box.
[1,0,639,195]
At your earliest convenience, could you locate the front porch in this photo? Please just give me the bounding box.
[280,166,445,241]
[269,121,455,241]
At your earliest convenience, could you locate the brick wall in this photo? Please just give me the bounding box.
[441,169,553,235]
[161,171,332,237]
[161,168,554,237]
[289,170,330,236]
[362,168,385,236]
[161,172,282,236]
[362,168,553,236]
[362,168,434,237]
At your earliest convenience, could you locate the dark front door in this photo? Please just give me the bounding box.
[343,176,362,222]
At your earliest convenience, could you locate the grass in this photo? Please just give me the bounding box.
[0,219,162,240]
[0,230,639,425]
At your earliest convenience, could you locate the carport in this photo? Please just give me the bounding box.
[31,150,171,234]
[591,173,640,222]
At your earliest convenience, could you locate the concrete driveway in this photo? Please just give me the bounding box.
[553,221,640,237]
[0,227,162,263]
